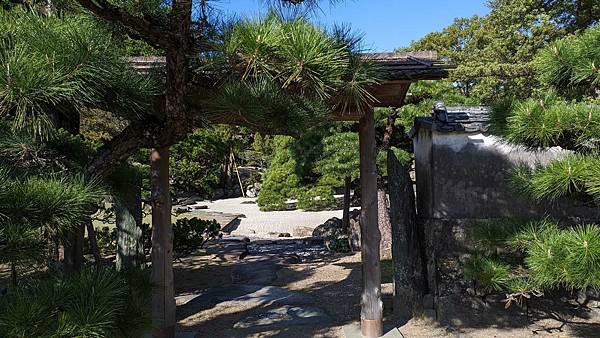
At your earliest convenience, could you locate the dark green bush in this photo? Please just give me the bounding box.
[89,217,219,259]
[92,226,118,257]
[297,185,337,211]
[255,189,290,211]
[257,136,301,211]
[170,128,231,199]
[172,217,221,257]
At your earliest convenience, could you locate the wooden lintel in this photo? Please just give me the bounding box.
[332,81,412,121]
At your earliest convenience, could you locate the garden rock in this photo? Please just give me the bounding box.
[233,305,332,329]
[292,226,314,237]
[312,217,344,239]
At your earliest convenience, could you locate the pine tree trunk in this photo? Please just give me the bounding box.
[116,183,144,270]
[10,262,17,287]
[86,221,102,265]
[150,147,175,338]
[63,224,84,275]
[342,176,351,234]
[388,150,425,322]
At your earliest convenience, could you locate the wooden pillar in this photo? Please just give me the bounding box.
[150,147,175,338]
[359,110,383,337]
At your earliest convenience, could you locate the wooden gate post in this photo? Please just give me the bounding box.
[359,109,383,337]
[150,147,175,338]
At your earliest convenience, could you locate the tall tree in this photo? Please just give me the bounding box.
[37,2,376,335]
[404,0,599,103]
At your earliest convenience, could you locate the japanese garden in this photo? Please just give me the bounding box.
[0,0,599,337]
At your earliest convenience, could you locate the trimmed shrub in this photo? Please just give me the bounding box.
[297,185,337,211]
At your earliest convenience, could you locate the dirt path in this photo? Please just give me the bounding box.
[175,237,369,337]
[173,236,599,338]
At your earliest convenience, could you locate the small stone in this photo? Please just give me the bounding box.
[174,206,190,213]
[577,290,588,305]
[292,226,314,237]
[278,232,291,238]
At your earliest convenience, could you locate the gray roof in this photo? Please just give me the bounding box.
[128,51,455,82]
[410,103,491,137]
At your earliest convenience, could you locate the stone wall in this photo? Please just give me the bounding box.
[413,128,599,221]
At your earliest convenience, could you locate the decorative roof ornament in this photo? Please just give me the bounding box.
[411,102,491,137]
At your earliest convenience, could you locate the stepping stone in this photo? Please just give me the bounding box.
[176,293,202,306]
[231,260,279,284]
[205,240,249,261]
[220,236,250,243]
[292,226,314,237]
[225,286,315,307]
[178,285,316,309]
[233,305,332,329]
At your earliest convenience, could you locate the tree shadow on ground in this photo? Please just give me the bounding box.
[175,250,363,337]
[173,247,599,337]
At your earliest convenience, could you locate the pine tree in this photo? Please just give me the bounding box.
[464,25,600,302]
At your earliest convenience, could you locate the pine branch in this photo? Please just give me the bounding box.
[76,0,173,50]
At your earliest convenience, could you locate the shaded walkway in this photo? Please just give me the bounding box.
[174,238,363,337]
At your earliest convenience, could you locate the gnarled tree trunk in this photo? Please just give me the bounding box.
[116,182,144,270]
[63,224,84,275]
[86,221,102,265]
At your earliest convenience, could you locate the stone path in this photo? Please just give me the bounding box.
[175,237,338,337]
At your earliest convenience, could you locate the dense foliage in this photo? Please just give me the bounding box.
[403,0,599,103]
[0,123,102,282]
[0,267,151,337]
[0,10,157,138]
[463,21,600,306]
[465,219,600,304]
[172,218,220,257]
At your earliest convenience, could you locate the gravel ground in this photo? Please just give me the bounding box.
[188,197,353,237]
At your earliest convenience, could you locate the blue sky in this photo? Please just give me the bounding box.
[216,0,489,52]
